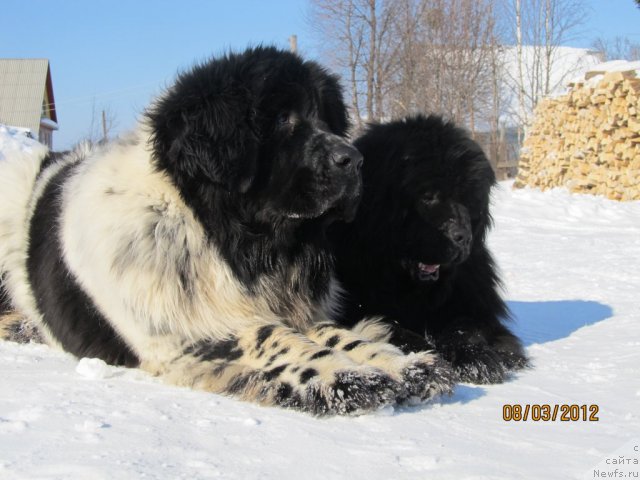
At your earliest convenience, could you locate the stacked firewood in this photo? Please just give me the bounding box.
[514,65,640,201]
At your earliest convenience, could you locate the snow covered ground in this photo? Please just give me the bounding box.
[1,160,639,477]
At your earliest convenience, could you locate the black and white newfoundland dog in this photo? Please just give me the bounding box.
[331,115,529,384]
[0,48,453,415]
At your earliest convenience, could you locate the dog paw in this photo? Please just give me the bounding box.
[397,352,455,404]
[303,367,402,416]
[436,328,529,384]
[448,343,529,384]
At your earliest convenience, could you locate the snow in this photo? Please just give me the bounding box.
[39,118,59,131]
[0,124,38,156]
[568,59,640,88]
[585,59,640,74]
[499,46,602,126]
[477,47,637,130]
[1,129,640,479]
[75,358,118,380]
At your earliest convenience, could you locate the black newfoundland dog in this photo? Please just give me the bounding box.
[0,48,453,415]
[331,115,528,384]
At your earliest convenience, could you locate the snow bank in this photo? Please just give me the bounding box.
[568,59,640,88]
[587,59,640,74]
[0,124,39,160]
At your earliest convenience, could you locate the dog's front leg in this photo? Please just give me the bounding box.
[140,323,404,416]
[305,320,454,404]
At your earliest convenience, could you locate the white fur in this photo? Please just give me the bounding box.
[0,130,290,361]
[0,138,62,347]
[57,131,291,362]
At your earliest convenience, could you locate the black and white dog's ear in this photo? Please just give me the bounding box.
[148,87,259,193]
[313,67,349,137]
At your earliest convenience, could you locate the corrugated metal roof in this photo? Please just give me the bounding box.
[0,59,51,135]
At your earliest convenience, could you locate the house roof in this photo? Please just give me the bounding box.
[0,58,57,135]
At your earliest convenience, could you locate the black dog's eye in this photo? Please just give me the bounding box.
[277,113,291,125]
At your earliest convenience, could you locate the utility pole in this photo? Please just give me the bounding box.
[289,35,298,54]
[515,0,525,146]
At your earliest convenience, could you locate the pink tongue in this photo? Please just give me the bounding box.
[418,263,439,274]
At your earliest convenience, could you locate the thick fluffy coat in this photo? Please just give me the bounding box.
[332,115,528,384]
[0,49,452,414]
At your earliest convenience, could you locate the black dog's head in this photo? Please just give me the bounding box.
[147,46,362,228]
[352,115,495,283]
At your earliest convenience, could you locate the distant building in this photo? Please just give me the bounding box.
[0,59,58,149]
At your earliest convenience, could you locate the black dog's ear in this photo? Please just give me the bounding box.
[147,85,258,193]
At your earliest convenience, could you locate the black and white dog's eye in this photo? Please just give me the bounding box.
[421,193,438,206]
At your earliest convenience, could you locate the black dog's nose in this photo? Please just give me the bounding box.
[450,227,466,245]
[447,224,471,249]
[332,144,363,170]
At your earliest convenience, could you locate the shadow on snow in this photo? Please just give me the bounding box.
[507,300,613,347]
[399,299,612,413]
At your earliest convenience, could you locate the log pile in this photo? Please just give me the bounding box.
[514,63,640,201]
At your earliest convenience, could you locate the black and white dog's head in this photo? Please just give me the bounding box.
[147,46,362,229]
[351,115,496,283]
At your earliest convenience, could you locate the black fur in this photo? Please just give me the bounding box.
[146,46,362,304]
[27,163,138,367]
[309,349,331,360]
[299,368,319,384]
[0,274,10,315]
[325,334,341,347]
[332,115,528,384]
[256,325,276,348]
[264,364,288,380]
[342,340,363,351]
[184,339,243,362]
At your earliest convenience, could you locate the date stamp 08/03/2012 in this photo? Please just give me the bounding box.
[502,404,600,422]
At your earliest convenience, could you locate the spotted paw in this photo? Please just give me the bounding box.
[303,367,403,416]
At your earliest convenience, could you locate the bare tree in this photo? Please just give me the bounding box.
[487,43,509,168]
[312,0,508,152]
[309,0,362,128]
[541,0,586,93]
[391,0,500,134]
[385,0,424,116]
[592,36,640,61]
[500,0,586,130]
[365,0,376,118]
[309,0,397,127]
